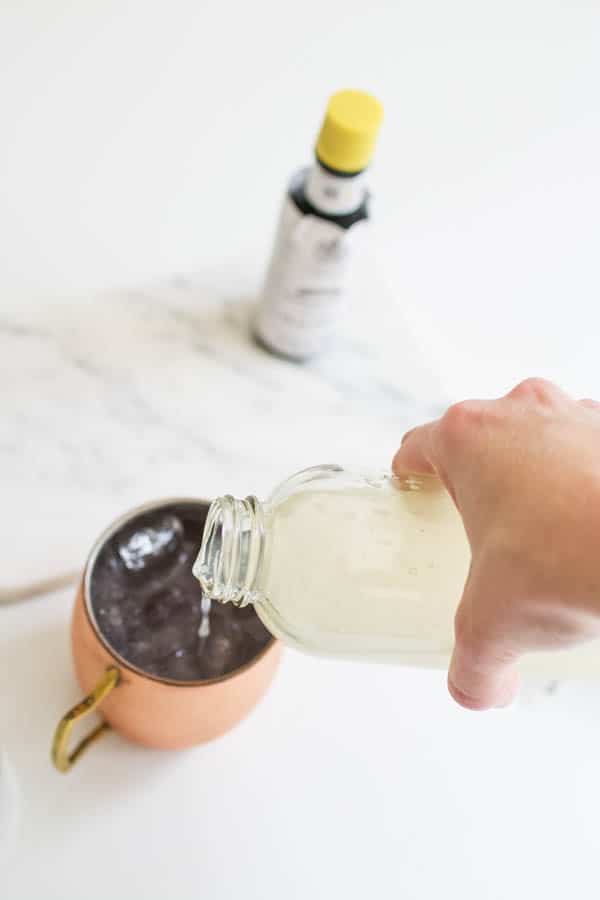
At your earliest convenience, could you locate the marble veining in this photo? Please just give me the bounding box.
[2,278,443,591]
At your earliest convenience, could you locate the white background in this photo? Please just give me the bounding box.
[2,3,600,899]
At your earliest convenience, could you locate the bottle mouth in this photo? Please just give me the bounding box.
[192,495,265,607]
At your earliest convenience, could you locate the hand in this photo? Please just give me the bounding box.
[392,378,600,710]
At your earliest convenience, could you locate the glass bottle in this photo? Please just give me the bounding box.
[194,465,471,667]
[194,464,600,674]
[253,90,384,361]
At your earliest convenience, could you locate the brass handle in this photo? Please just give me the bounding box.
[52,667,120,772]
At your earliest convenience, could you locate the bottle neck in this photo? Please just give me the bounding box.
[304,158,367,216]
[193,495,267,607]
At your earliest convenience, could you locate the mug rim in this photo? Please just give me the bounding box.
[83,496,276,688]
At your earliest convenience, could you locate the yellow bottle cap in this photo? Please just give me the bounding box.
[315,89,384,173]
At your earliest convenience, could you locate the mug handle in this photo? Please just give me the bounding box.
[52,667,120,773]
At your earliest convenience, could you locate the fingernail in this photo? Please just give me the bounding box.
[494,697,513,709]
[494,681,518,708]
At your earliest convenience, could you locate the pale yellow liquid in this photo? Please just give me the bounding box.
[256,476,600,675]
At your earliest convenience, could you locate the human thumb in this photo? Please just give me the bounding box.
[448,568,521,711]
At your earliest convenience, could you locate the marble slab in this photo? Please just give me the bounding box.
[1,273,444,592]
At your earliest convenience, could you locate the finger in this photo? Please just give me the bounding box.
[392,422,439,477]
[505,377,570,406]
[579,398,600,412]
[448,645,520,711]
[448,570,521,711]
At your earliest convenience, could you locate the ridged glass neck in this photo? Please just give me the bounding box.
[193,495,266,607]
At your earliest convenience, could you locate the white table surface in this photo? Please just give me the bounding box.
[2,3,600,898]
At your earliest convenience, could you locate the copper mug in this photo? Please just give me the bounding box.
[52,498,281,772]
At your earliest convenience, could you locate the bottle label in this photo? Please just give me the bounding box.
[254,193,367,359]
